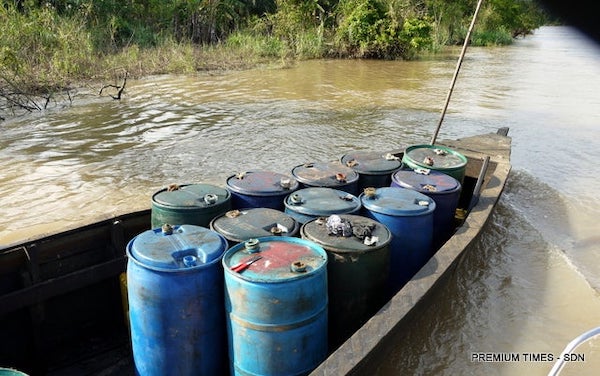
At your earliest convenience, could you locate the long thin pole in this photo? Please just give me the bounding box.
[430,0,485,145]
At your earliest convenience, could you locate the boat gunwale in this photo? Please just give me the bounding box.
[309,130,512,375]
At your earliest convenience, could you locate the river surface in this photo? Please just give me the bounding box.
[1,26,599,375]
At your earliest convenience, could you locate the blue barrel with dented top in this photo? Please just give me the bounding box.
[391,167,461,252]
[360,187,436,293]
[126,224,229,376]
[151,183,231,228]
[226,171,299,211]
[223,236,328,376]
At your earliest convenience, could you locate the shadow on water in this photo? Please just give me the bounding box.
[373,169,600,376]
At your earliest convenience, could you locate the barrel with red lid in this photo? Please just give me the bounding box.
[222,236,328,376]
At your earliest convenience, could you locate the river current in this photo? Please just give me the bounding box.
[1,26,599,375]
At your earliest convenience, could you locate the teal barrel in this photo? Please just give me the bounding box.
[151,183,231,228]
[360,187,436,293]
[391,167,461,252]
[401,144,468,183]
[291,161,359,195]
[0,368,28,376]
[284,187,361,224]
[223,237,328,376]
[226,171,299,211]
[210,208,300,245]
[300,214,391,351]
[126,224,229,376]
[340,151,402,191]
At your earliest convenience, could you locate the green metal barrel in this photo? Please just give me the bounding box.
[151,183,231,228]
[402,144,467,183]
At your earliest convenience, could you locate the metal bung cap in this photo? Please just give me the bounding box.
[245,238,260,252]
[127,225,228,271]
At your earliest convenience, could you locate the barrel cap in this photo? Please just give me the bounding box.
[127,225,228,271]
[392,168,460,194]
[226,171,299,196]
[152,183,230,208]
[301,214,392,253]
[340,151,402,175]
[291,161,359,188]
[360,187,436,216]
[222,237,327,282]
[284,187,361,216]
[210,208,299,242]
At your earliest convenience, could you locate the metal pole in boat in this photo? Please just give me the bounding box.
[430,0,485,146]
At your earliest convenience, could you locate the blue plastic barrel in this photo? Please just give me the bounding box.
[210,208,300,244]
[151,183,231,228]
[340,151,402,191]
[226,171,299,211]
[126,224,229,376]
[284,187,361,224]
[291,161,359,195]
[391,167,461,252]
[360,187,436,293]
[223,237,328,376]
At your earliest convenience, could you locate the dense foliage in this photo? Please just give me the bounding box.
[1,0,548,114]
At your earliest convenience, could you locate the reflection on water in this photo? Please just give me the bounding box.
[1,26,599,375]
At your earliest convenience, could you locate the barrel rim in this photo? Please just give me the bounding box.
[359,187,437,216]
[151,183,231,208]
[283,187,361,216]
[126,225,229,272]
[222,236,328,283]
[403,144,468,171]
[300,214,392,253]
[340,152,402,175]
[226,170,299,196]
[391,168,462,194]
[209,208,300,242]
[290,161,359,185]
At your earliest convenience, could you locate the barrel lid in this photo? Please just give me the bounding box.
[291,161,359,187]
[226,171,299,196]
[152,183,230,208]
[340,151,402,175]
[284,187,361,216]
[222,237,327,282]
[127,224,228,271]
[210,208,299,242]
[301,214,392,253]
[392,168,460,194]
[403,144,467,170]
[360,187,436,216]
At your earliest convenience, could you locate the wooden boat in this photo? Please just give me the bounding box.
[0,128,511,375]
